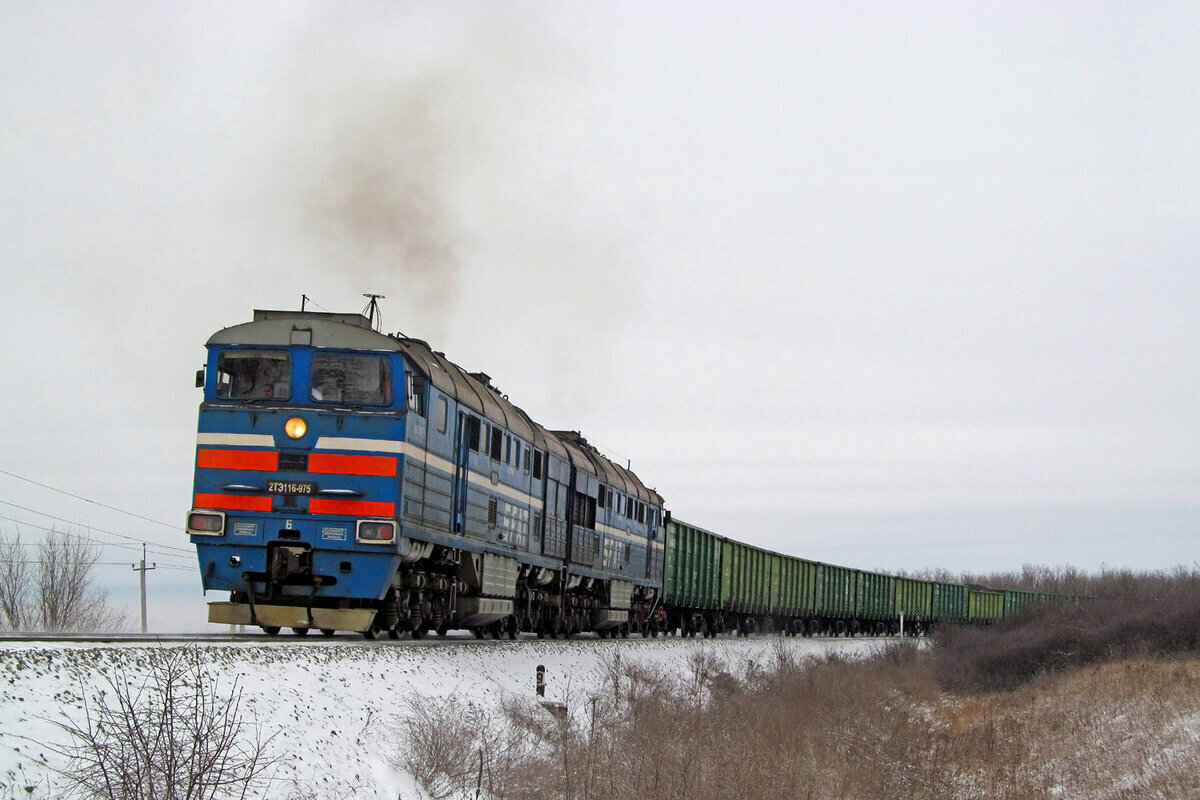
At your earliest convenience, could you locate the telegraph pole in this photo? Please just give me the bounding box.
[131,544,156,634]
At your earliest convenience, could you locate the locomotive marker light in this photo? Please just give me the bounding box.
[284,416,307,439]
[187,510,225,536]
[355,519,397,544]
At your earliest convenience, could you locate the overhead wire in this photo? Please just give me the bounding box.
[6,559,193,572]
[0,467,178,530]
[0,513,194,566]
[0,499,193,555]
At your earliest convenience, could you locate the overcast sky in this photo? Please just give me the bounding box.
[1,3,1197,630]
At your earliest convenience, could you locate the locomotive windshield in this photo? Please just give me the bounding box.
[310,353,392,406]
[215,351,291,400]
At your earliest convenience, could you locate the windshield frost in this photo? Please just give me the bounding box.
[215,351,291,400]
[311,354,392,406]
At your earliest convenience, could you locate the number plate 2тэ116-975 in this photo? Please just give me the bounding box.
[266,480,317,495]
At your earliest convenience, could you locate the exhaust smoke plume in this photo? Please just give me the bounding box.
[270,8,641,412]
[287,66,472,329]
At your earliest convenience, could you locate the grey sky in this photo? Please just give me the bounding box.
[1,3,1196,629]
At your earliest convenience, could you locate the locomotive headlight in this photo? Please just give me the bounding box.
[284,417,307,439]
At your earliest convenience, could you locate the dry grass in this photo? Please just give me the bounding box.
[930,658,1200,799]
[397,645,1200,800]
[395,580,1200,800]
[935,585,1200,692]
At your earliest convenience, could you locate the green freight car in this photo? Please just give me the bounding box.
[895,577,934,628]
[661,516,1086,638]
[855,570,897,634]
[662,518,723,635]
[968,589,1005,623]
[777,553,818,623]
[932,581,969,624]
[721,538,776,633]
[815,562,856,625]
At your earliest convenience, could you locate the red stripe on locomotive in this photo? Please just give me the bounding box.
[308,453,397,477]
[308,498,396,517]
[196,449,279,471]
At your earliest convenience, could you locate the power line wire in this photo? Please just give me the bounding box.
[7,560,193,572]
[0,468,178,530]
[0,499,193,555]
[0,514,194,565]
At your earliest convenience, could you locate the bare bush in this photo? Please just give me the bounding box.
[392,692,555,800]
[903,562,1200,599]
[393,695,490,800]
[0,529,32,629]
[0,527,128,632]
[48,647,275,800]
[463,641,1200,800]
[935,579,1200,693]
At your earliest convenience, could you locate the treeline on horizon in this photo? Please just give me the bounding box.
[898,562,1200,599]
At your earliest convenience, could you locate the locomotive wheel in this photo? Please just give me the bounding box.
[291,627,309,637]
[262,626,281,636]
[320,628,336,637]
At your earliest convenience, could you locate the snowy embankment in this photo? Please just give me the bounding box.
[0,635,883,799]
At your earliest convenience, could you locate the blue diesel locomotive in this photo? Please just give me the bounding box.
[188,308,664,638]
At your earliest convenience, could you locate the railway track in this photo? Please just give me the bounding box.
[0,630,901,646]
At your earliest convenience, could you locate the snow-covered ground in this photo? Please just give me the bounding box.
[0,635,884,799]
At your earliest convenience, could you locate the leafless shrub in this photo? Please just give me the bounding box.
[0,529,32,629]
[0,527,128,632]
[935,578,1200,692]
[471,639,1200,800]
[391,693,553,800]
[903,562,1200,600]
[392,695,489,800]
[47,646,275,800]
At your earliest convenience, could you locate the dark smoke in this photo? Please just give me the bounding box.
[270,9,642,412]
[290,66,470,324]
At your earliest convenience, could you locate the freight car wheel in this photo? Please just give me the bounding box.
[387,628,400,640]
[262,626,281,636]
[320,628,336,637]
[362,628,377,640]
[411,627,424,640]
[437,623,449,637]
[291,627,309,637]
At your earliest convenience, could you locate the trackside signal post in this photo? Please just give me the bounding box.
[536,664,567,719]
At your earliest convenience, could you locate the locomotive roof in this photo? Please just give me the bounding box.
[553,431,661,506]
[209,309,661,507]
[208,310,565,458]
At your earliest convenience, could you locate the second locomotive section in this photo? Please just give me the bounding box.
[188,309,664,638]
